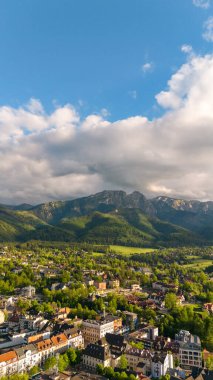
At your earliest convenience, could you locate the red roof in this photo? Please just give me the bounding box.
[0,351,17,363]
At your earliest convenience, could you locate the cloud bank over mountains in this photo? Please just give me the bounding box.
[0,52,213,204]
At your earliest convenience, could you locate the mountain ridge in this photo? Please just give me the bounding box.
[0,190,212,246]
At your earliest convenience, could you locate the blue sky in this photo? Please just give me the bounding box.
[0,0,212,120]
[0,0,213,204]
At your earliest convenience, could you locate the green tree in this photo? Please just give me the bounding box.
[0,375,29,380]
[44,356,57,370]
[104,366,115,378]
[96,363,104,375]
[160,375,170,380]
[67,347,77,365]
[119,372,128,380]
[119,354,128,370]
[129,375,137,380]
[206,356,213,370]
[129,341,144,349]
[165,293,177,310]
[58,353,69,371]
[29,366,40,377]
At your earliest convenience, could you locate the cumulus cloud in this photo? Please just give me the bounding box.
[203,16,213,41]
[0,54,213,204]
[193,0,210,9]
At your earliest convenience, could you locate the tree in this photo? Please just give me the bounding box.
[118,372,128,380]
[165,293,177,310]
[58,353,69,371]
[44,356,57,370]
[67,347,77,365]
[160,375,170,380]
[206,356,213,370]
[96,363,104,375]
[119,354,128,370]
[29,366,40,377]
[129,375,137,380]
[129,341,144,349]
[0,376,29,380]
[104,366,115,378]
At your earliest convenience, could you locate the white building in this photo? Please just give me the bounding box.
[151,352,173,378]
[175,330,201,346]
[20,315,45,331]
[36,338,54,364]
[15,345,40,373]
[82,319,114,345]
[0,351,18,377]
[64,327,84,349]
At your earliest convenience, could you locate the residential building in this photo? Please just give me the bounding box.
[21,286,36,298]
[51,333,68,354]
[82,319,114,345]
[94,282,107,290]
[105,314,122,332]
[151,352,173,378]
[0,351,18,377]
[36,338,54,364]
[20,315,46,331]
[14,344,39,373]
[175,330,201,346]
[131,284,141,292]
[152,282,178,293]
[108,279,120,289]
[203,303,213,314]
[64,327,84,349]
[179,342,202,369]
[105,333,126,356]
[125,348,152,374]
[55,307,71,320]
[123,311,138,329]
[82,338,111,370]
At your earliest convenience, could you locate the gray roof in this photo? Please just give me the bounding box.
[83,342,110,361]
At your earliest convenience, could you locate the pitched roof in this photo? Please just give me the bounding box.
[51,333,68,346]
[105,333,126,348]
[83,342,111,361]
[64,327,81,339]
[0,351,17,363]
[152,351,167,364]
[36,339,53,351]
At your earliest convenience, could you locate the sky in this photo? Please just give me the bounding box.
[0,0,213,204]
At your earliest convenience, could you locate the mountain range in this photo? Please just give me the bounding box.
[0,190,213,246]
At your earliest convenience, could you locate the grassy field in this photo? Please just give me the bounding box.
[109,245,156,255]
[92,252,104,257]
[183,259,213,269]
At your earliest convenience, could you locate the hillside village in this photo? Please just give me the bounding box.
[0,243,212,380]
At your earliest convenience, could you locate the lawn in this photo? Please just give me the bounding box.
[183,259,213,269]
[109,245,156,255]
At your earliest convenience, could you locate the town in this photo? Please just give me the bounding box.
[0,243,212,380]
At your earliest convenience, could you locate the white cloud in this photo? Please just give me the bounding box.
[181,44,193,54]
[193,0,210,9]
[141,62,153,73]
[0,53,213,204]
[26,98,44,114]
[203,16,213,41]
